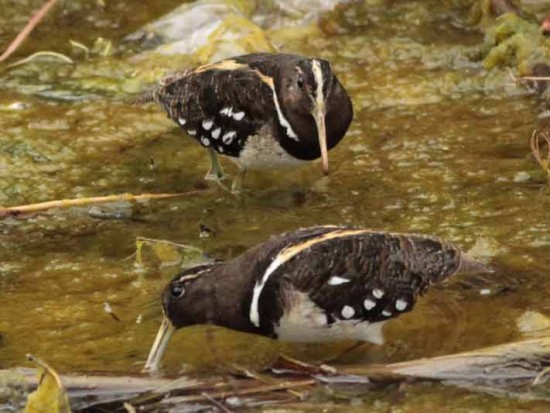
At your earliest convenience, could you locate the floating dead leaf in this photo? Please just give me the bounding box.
[466,236,505,263]
[24,354,71,413]
[517,311,550,337]
[134,237,205,268]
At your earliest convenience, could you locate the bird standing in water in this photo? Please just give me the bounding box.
[138,53,353,192]
[144,225,487,372]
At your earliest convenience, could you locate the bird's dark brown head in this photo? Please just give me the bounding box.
[277,59,332,115]
[161,263,218,329]
[275,57,353,173]
[144,262,219,372]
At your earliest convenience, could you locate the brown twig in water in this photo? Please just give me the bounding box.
[201,392,235,413]
[505,69,550,87]
[171,379,316,404]
[0,0,59,62]
[0,190,206,218]
[516,76,550,81]
[123,402,137,413]
[532,366,550,387]
[230,365,305,399]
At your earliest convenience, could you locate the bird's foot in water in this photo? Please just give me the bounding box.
[204,166,226,182]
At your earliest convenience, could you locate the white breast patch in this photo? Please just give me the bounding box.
[274,291,386,344]
[232,131,306,171]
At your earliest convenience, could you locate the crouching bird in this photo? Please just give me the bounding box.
[137,53,353,192]
[144,225,487,372]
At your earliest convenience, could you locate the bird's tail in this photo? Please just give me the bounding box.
[129,87,162,105]
[456,253,493,275]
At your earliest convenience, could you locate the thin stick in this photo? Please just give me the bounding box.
[123,402,137,413]
[201,392,235,413]
[516,76,550,81]
[136,236,204,252]
[0,190,205,217]
[532,366,550,387]
[506,69,550,84]
[0,0,59,62]
[231,365,305,398]
[173,379,316,404]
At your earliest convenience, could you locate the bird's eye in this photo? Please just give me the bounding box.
[170,283,185,298]
[297,76,304,89]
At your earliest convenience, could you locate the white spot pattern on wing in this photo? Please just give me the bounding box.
[211,127,221,139]
[363,298,376,310]
[395,299,408,311]
[232,111,245,121]
[222,131,237,145]
[341,305,355,319]
[328,276,350,285]
[372,289,384,299]
[220,107,233,117]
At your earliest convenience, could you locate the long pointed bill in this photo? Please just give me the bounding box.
[312,103,329,175]
[143,315,175,373]
[310,60,329,175]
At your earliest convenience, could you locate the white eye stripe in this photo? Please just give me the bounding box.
[311,59,325,107]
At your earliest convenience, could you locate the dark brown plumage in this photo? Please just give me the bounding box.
[138,53,353,190]
[145,225,487,371]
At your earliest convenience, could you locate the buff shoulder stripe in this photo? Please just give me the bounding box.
[194,60,247,74]
[249,228,372,327]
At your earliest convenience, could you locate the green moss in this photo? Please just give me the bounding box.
[483,12,550,73]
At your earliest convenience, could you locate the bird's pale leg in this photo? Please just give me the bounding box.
[231,166,246,193]
[204,148,225,181]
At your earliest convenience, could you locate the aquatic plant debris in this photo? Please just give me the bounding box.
[24,354,71,413]
[0,0,59,62]
[0,190,206,218]
[134,237,205,269]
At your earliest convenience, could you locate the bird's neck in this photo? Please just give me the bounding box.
[276,113,322,161]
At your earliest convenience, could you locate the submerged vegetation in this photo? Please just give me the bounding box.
[0,0,549,411]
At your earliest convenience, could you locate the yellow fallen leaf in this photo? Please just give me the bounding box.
[134,237,204,268]
[24,354,71,413]
[151,243,184,267]
[517,311,550,337]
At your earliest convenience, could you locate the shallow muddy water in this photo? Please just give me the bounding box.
[0,0,549,411]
